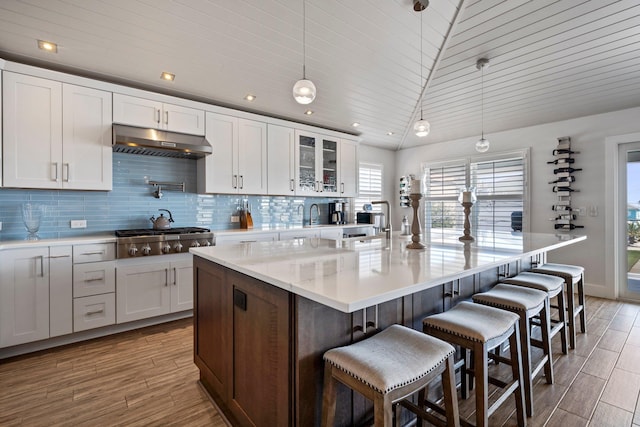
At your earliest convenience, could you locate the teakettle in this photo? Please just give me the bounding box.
[150,209,174,230]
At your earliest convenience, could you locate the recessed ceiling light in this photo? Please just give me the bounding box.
[244,94,256,102]
[352,122,360,128]
[37,40,58,53]
[160,72,175,81]
[387,131,394,136]
[304,110,313,115]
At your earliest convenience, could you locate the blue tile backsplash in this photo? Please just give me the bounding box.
[0,153,345,240]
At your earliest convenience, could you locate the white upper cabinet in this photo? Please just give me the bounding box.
[339,140,358,197]
[267,124,296,195]
[3,73,63,189]
[112,93,205,135]
[62,84,113,190]
[198,112,267,195]
[294,131,342,197]
[3,72,112,190]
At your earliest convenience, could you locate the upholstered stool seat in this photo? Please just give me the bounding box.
[472,284,552,417]
[423,301,526,427]
[502,271,568,354]
[533,263,586,349]
[322,324,460,427]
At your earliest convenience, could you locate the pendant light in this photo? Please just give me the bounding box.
[293,0,316,104]
[475,58,490,153]
[413,3,430,137]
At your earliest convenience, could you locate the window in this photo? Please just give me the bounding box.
[423,150,528,249]
[355,162,383,212]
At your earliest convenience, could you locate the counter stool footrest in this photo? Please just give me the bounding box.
[399,398,448,427]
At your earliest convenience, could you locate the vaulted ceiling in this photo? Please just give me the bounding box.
[1,0,639,150]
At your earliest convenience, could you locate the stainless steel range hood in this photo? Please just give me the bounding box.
[112,124,212,159]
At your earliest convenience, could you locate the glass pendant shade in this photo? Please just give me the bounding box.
[414,119,430,137]
[293,78,316,104]
[476,137,490,153]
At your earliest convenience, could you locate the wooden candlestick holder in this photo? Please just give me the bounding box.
[459,202,475,242]
[407,193,425,249]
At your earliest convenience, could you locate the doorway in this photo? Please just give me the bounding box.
[619,142,640,300]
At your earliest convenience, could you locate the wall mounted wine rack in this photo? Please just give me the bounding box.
[400,175,414,208]
[549,136,583,231]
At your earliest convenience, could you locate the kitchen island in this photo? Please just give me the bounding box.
[190,232,586,427]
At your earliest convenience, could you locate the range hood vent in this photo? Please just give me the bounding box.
[112,124,212,159]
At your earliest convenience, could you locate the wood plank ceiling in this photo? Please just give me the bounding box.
[0,0,639,151]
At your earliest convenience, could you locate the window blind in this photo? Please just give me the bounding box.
[423,151,528,248]
[355,162,383,212]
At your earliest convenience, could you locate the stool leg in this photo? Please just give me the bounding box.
[442,354,461,427]
[566,279,576,349]
[508,326,526,427]
[474,342,489,427]
[461,347,470,399]
[321,362,337,427]
[556,290,568,355]
[517,314,534,417]
[372,393,393,427]
[578,274,587,333]
[540,298,554,384]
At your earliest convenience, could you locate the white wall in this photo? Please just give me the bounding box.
[394,106,640,298]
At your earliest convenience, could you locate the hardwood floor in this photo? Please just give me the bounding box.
[0,319,227,427]
[1,296,640,426]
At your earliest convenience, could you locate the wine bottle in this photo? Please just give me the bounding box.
[552,148,579,155]
[547,158,575,165]
[549,176,576,184]
[554,167,582,174]
[553,186,579,192]
[554,224,584,230]
[552,205,573,211]
[552,214,577,221]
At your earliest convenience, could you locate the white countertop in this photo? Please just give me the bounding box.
[0,234,116,250]
[191,231,587,313]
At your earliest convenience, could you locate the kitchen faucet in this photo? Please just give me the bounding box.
[372,201,391,240]
[309,203,320,226]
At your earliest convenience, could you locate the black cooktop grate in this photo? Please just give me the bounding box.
[115,227,210,237]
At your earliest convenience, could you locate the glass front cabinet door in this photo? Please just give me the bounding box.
[294,131,340,197]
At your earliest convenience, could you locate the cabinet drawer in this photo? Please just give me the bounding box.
[73,261,116,297]
[73,243,115,263]
[73,293,115,332]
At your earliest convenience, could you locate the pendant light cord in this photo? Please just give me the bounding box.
[419,10,423,120]
[302,0,307,79]
[480,63,484,139]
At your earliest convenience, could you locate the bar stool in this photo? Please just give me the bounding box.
[533,263,586,349]
[322,324,460,427]
[472,284,553,417]
[502,271,568,354]
[423,301,526,427]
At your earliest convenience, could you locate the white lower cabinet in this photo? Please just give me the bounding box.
[116,254,193,324]
[49,246,73,337]
[0,247,51,347]
[73,293,116,332]
[215,232,278,246]
[72,243,116,332]
[278,229,319,240]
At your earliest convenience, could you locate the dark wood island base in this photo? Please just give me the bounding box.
[192,255,524,426]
